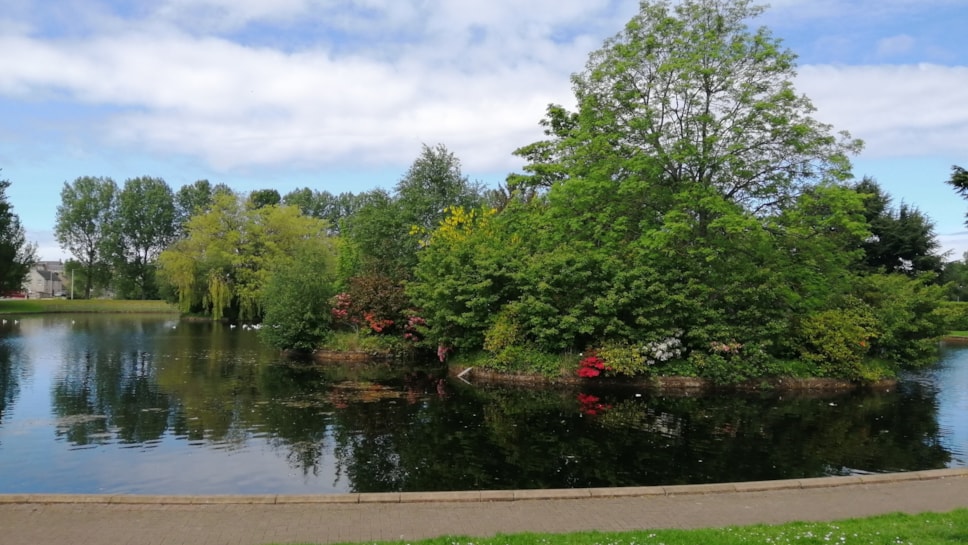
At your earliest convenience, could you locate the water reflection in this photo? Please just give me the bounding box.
[0,334,28,424]
[0,314,964,494]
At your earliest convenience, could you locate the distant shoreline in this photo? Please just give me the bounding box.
[0,299,178,314]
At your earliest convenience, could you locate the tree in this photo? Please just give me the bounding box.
[409,0,938,382]
[55,176,117,298]
[521,0,861,218]
[0,174,36,294]
[946,165,968,227]
[157,192,333,321]
[395,143,483,235]
[282,188,363,235]
[108,177,177,299]
[853,177,942,275]
[248,189,281,209]
[259,239,340,351]
[174,179,232,234]
[340,189,411,277]
[342,144,484,279]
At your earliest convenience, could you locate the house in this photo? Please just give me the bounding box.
[25,261,66,298]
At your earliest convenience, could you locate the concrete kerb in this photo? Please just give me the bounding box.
[1,468,964,506]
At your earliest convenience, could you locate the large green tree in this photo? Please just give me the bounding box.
[342,144,483,278]
[174,180,232,234]
[259,238,340,351]
[0,174,36,294]
[158,192,333,321]
[108,176,177,299]
[516,0,861,217]
[282,188,362,235]
[853,177,942,275]
[395,143,483,235]
[55,176,117,298]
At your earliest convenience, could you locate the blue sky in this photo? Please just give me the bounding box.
[1,0,967,261]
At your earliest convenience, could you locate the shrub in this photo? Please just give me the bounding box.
[797,302,876,379]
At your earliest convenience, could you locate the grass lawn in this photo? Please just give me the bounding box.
[0,298,178,314]
[285,510,967,545]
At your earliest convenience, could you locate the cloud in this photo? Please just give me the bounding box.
[0,1,642,176]
[876,34,915,57]
[2,0,966,183]
[797,64,968,159]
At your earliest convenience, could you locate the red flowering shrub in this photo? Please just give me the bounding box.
[363,312,394,333]
[577,355,608,378]
[330,274,411,335]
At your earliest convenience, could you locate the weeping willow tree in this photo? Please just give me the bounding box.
[158,192,334,321]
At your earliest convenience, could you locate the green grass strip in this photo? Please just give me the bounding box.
[0,299,178,314]
[297,509,968,545]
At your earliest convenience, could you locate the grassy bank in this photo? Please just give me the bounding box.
[290,509,967,545]
[0,299,178,314]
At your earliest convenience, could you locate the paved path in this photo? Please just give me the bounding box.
[1,469,966,545]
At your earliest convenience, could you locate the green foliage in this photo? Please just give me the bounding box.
[341,189,413,277]
[478,344,566,377]
[395,143,484,236]
[946,164,968,227]
[157,193,332,322]
[937,301,968,331]
[0,299,176,314]
[853,273,948,366]
[854,177,943,275]
[259,239,339,351]
[940,252,968,301]
[342,144,484,281]
[0,176,35,294]
[483,303,524,355]
[596,341,651,377]
[797,302,876,379]
[408,205,515,351]
[334,1,945,382]
[282,188,362,235]
[247,188,281,209]
[107,176,178,299]
[55,176,117,298]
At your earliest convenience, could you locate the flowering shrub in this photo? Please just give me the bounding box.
[330,292,355,326]
[577,355,609,378]
[710,341,743,354]
[596,332,685,377]
[642,334,684,365]
[577,393,611,415]
[403,315,426,342]
[362,312,394,333]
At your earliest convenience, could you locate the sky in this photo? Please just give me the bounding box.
[1,0,967,262]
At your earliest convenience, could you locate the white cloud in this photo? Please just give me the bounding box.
[0,1,634,175]
[797,64,968,158]
[876,34,915,57]
[1,0,965,186]
[765,0,965,20]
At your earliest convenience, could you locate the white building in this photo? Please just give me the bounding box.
[24,261,66,298]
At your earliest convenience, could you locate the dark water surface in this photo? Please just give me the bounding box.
[0,315,964,494]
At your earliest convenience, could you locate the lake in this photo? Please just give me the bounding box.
[0,314,964,495]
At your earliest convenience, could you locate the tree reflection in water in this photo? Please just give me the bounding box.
[23,315,959,493]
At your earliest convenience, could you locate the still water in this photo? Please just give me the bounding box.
[0,314,965,495]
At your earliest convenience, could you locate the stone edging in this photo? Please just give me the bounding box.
[1,468,964,505]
